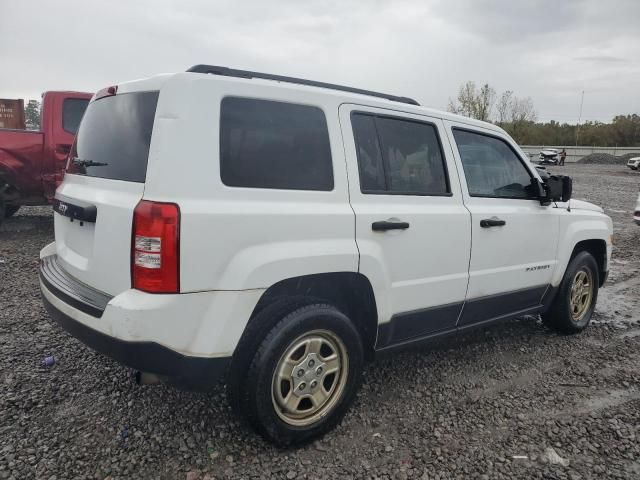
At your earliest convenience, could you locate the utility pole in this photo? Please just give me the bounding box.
[575,90,584,147]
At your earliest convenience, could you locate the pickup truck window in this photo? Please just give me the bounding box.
[352,113,450,195]
[452,128,535,199]
[67,91,159,183]
[62,98,89,134]
[220,97,333,191]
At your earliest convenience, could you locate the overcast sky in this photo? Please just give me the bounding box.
[1,0,638,123]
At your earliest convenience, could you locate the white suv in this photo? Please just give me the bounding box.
[40,65,613,445]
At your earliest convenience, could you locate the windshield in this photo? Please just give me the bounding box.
[67,91,159,182]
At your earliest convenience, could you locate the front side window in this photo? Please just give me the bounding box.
[62,98,89,134]
[452,129,535,199]
[351,113,450,195]
[220,97,333,191]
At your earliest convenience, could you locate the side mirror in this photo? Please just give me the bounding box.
[540,175,572,205]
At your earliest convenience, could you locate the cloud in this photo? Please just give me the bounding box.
[0,0,637,123]
[574,55,627,64]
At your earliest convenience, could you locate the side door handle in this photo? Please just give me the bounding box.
[480,217,506,228]
[372,220,410,232]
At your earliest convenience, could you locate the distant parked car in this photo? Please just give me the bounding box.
[539,149,559,165]
[634,192,640,225]
[627,157,640,170]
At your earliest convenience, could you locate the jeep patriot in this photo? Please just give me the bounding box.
[39,65,613,445]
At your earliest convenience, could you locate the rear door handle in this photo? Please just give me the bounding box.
[372,221,410,232]
[480,217,506,228]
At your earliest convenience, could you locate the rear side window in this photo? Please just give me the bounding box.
[68,91,159,183]
[452,128,535,199]
[351,113,450,195]
[220,97,333,191]
[351,114,386,191]
[62,98,89,134]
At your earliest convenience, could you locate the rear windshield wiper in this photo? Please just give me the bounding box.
[71,157,109,167]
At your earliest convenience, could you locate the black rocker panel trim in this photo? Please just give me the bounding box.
[376,302,462,349]
[376,285,552,351]
[457,285,548,327]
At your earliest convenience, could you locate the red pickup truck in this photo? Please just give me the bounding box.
[0,91,92,225]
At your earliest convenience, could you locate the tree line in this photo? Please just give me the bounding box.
[447,81,640,147]
[19,87,640,147]
[25,100,40,130]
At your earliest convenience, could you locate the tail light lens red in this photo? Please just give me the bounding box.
[132,200,180,293]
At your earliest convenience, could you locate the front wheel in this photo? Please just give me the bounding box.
[232,301,363,446]
[543,251,599,334]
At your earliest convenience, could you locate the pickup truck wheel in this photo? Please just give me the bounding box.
[4,205,20,218]
[0,194,5,225]
[543,251,599,334]
[234,301,363,446]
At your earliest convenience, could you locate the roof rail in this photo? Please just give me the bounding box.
[186,65,420,106]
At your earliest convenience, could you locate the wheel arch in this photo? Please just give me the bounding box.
[248,272,379,359]
[570,239,608,287]
[553,214,611,289]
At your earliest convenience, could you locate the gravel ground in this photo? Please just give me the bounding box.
[1,164,639,480]
[578,153,640,165]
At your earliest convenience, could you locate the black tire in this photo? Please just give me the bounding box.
[543,251,599,334]
[0,194,5,227]
[229,299,363,446]
[4,205,19,218]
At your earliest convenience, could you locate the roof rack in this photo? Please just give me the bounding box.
[186,65,420,106]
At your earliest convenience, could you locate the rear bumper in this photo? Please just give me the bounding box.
[41,287,229,381]
[39,254,230,383]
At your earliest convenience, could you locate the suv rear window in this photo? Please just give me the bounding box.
[67,91,159,183]
[220,97,333,191]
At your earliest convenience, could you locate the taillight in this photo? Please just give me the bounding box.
[132,200,180,293]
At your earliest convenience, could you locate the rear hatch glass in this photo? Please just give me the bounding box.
[54,90,159,296]
[67,91,159,182]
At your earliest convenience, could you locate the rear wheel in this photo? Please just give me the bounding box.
[543,251,599,334]
[4,205,20,218]
[230,300,363,446]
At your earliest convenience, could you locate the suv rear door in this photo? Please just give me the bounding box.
[339,105,471,349]
[444,121,559,326]
[53,90,159,296]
